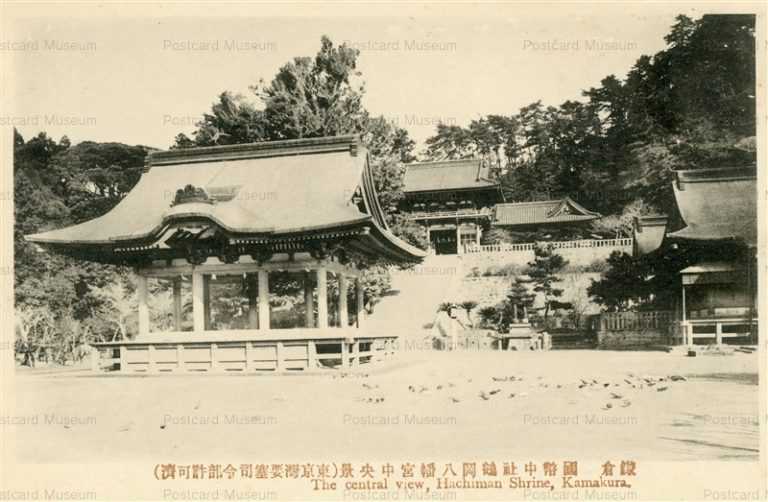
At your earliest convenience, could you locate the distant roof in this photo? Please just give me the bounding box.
[493,198,601,226]
[633,215,668,256]
[403,159,499,193]
[680,262,740,274]
[680,261,746,285]
[668,166,757,246]
[26,135,425,263]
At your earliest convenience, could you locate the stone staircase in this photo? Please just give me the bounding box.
[365,254,463,347]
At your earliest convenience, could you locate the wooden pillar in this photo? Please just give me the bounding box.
[192,270,205,332]
[715,322,723,345]
[243,342,251,372]
[512,303,518,324]
[339,275,349,328]
[148,344,157,373]
[425,225,431,251]
[275,342,284,371]
[307,341,316,369]
[258,270,270,330]
[247,274,259,329]
[681,285,690,346]
[356,278,365,328]
[304,272,314,328]
[317,267,328,328]
[339,340,348,368]
[351,341,359,367]
[455,224,462,255]
[210,343,218,372]
[475,224,481,246]
[119,345,127,372]
[172,278,182,331]
[681,286,687,323]
[202,275,211,330]
[137,274,150,336]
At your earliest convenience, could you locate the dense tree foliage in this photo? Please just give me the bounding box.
[174,36,423,249]
[587,246,708,312]
[14,131,151,363]
[424,15,756,222]
[587,251,652,312]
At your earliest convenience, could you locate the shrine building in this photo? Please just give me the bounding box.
[633,166,758,346]
[26,135,426,373]
[399,159,503,254]
[399,159,602,254]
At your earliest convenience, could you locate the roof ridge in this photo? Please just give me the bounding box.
[675,165,757,186]
[147,135,362,168]
[406,159,481,169]
[497,199,561,206]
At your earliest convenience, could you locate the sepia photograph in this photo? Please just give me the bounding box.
[0,2,765,500]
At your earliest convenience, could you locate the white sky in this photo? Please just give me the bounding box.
[6,3,708,152]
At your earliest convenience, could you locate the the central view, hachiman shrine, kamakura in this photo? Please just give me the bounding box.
[26,135,426,373]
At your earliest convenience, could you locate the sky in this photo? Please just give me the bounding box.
[5,3,707,152]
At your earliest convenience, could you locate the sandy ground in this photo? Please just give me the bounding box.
[11,350,758,464]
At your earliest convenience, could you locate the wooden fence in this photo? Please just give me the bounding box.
[464,238,633,254]
[91,330,397,373]
[408,208,492,220]
[590,311,675,332]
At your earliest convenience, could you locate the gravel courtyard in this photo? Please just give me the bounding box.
[11,350,759,464]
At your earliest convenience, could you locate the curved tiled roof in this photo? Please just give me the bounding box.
[668,166,757,246]
[493,197,601,226]
[632,215,668,256]
[26,136,425,263]
[403,159,499,193]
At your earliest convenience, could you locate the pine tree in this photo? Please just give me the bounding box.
[527,244,568,320]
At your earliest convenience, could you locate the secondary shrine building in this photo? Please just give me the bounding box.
[633,166,758,346]
[400,159,503,254]
[27,135,425,373]
[399,159,602,255]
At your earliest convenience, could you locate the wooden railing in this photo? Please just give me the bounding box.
[591,311,758,346]
[591,311,675,332]
[91,329,397,373]
[463,238,633,254]
[406,207,493,220]
[677,317,758,346]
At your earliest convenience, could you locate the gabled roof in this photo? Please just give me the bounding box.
[668,166,757,246]
[403,159,499,193]
[680,262,746,285]
[493,197,601,226]
[680,262,741,274]
[26,135,425,264]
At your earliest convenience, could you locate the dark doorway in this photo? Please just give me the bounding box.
[431,229,457,255]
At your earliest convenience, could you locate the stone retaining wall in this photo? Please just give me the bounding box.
[597,329,672,349]
[459,273,602,318]
[462,240,631,270]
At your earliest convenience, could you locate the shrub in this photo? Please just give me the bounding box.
[587,251,651,311]
[480,263,526,277]
[583,258,610,273]
[477,306,501,329]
